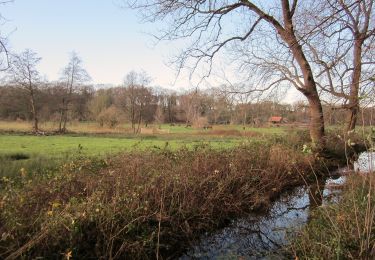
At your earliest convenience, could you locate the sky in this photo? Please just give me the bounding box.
[1,0,188,87]
[1,0,304,102]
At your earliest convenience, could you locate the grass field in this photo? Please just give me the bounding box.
[0,121,287,179]
[0,134,242,178]
[0,134,244,158]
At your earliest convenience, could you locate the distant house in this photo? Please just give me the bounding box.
[268,116,284,125]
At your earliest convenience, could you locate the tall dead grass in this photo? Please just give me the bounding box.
[0,132,343,259]
[290,173,375,259]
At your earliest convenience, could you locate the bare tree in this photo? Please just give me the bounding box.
[117,71,152,133]
[154,89,178,124]
[304,0,375,132]
[128,0,327,150]
[205,87,232,124]
[335,0,374,131]
[232,90,253,126]
[7,49,42,132]
[58,52,91,133]
[179,90,199,125]
[165,92,177,123]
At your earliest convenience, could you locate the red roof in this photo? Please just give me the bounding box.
[269,116,283,122]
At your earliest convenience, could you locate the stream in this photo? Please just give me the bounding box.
[181,152,374,259]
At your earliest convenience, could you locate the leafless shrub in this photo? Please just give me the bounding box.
[0,142,324,259]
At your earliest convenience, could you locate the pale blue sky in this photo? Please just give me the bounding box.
[1,0,303,102]
[2,0,189,88]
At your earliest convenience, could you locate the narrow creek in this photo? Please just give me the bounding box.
[181,152,374,259]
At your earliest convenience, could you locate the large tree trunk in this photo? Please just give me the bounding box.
[281,35,325,150]
[346,37,363,132]
[296,66,325,150]
[307,94,325,150]
[346,104,359,132]
[277,0,325,151]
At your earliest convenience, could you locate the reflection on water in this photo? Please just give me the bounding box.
[308,179,325,209]
[181,152,373,259]
[181,177,345,259]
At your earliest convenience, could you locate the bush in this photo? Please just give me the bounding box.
[96,106,124,128]
[193,116,208,129]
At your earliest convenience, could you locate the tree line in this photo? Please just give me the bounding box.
[1,59,374,134]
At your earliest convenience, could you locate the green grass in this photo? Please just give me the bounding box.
[0,134,246,179]
[0,134,244,158]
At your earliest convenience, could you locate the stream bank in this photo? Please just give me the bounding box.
[181,152,374,259]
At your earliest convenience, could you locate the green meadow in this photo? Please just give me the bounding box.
[0,121,287,159]
[0,123,287,179]
[0,134,244,158]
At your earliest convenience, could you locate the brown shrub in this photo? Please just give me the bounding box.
[0,143,322,259]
